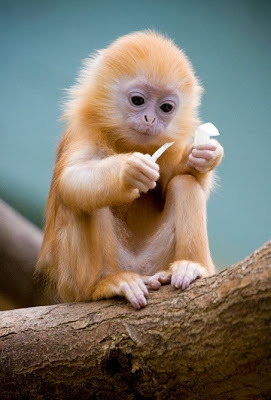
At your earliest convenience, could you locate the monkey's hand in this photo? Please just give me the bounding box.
[121,152,160,194]
[187,140,224,173]
[170,260,207,289]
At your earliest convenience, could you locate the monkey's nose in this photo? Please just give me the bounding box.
[144,115,156,124]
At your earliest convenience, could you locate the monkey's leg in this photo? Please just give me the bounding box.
[165,174,215,289]
[91,271,150,310]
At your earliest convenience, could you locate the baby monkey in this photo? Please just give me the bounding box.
[36,31,223,309]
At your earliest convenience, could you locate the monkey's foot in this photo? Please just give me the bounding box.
[143,271,172,290]
[92,272,150,310]
[170,260,206,290]
[119,273,150,309]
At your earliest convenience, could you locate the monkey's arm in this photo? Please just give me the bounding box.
[58,149,159,212]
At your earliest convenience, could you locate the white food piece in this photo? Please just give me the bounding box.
[151,142,175,162]
[194,123,220,146]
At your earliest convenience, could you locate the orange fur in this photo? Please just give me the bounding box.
[35,31,223,308]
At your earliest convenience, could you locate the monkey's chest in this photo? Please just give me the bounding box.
[112,190,164,250]
[111,191,174,274]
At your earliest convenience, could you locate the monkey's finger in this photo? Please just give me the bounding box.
[143,276,161,290]
[126,168,157,189]
[181,263,196,289]
[191,149,214,161]
[171,262,187,288]
[126,168,158,190]
[123,170,151,192]
[182,263,205,289]
[172,271,186,289]
[187,157,211,173]
[136,278,149,298]
[119,282,142,309]
[193,143,217,151]
[171,267,179,288]
[152,271,172,285]
[129,281,148,308]
[192,264,205,280]
[127,177,155,193]
[134,152,160,171]
[157,271,172,284]
[129,153,160,176]
[128,158,160,182]
[131,187,140,197]
[188,154,207,166]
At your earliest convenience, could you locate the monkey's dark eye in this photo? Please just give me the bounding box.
[160,103,173,113]
[131,96,145,106]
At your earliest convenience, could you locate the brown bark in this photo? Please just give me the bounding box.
[0,241,271,400]
[0,199,42,308]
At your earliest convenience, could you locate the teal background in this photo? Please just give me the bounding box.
[0,0,270,269]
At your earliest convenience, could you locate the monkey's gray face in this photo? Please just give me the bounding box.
[116,77,181,140]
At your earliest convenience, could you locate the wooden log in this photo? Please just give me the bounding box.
[0,241,270,399]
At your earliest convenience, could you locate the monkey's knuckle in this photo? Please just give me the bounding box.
[133,152,144,161]
[135,275,143,284]
[154,171,160,180]
[127,158,136,169]
[128,153,140,163]
[170,262,179,273]
[148,169,158,180]
[141,186,149,193]
[205,151,213,160]
[119,281,129,293]
[133,288,143,298]
[150,279,161,289]
[122,164,132,177]
[197,166,206,173]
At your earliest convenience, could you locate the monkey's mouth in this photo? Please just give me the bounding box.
[127,119,162,137]
[131,127,161,137]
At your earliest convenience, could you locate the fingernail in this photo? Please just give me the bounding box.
[182,277,190,289]
[141,297,147,306]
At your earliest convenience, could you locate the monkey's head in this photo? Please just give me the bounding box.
[65,31,202,150]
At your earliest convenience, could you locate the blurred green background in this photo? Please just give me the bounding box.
[0,0,270,269]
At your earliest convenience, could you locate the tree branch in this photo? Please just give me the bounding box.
[0,199,42,307]
[0,241,271,400]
